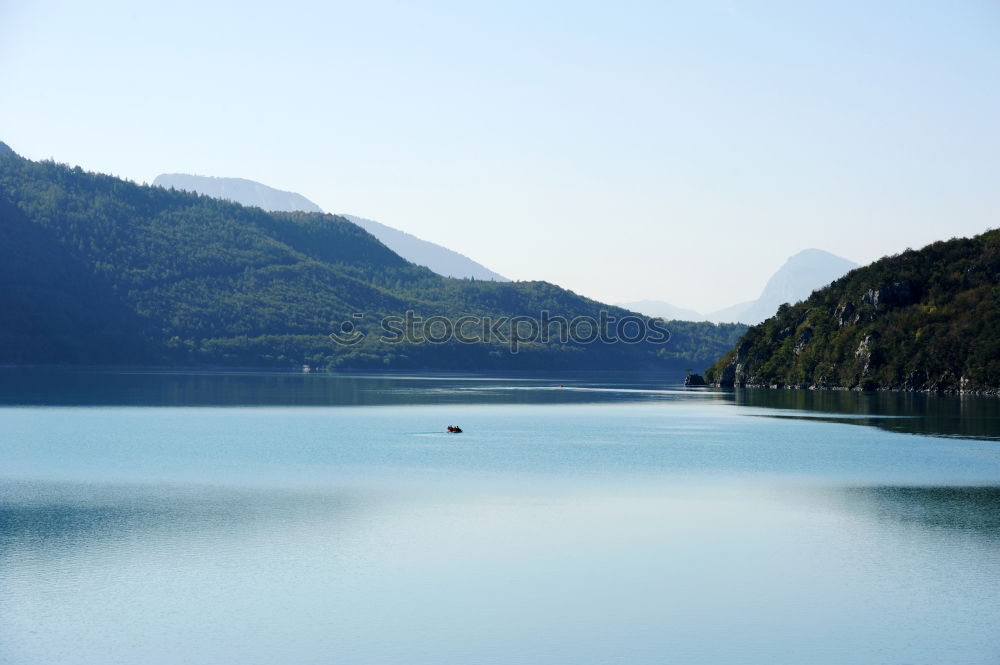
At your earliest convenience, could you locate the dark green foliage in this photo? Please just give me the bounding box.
[0,149,745,370]
[705,230,1000,391]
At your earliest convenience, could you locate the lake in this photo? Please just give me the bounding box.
[1,368,999,664]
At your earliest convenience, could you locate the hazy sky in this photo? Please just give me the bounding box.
[2,1,998,311]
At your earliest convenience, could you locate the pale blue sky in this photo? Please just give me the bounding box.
[2,1,998,311]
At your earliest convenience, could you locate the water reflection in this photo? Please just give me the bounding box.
[0,367,700,407]
[2,367,999,441]
[0,481,367,558]
[731,388,1000,440]
[831,486,1000,538]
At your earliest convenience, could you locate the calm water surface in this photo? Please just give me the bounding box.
[1,369,999,664]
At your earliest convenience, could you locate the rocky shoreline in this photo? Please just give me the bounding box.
[709,379,1000,396]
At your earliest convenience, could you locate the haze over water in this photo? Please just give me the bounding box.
[1,369,999,664]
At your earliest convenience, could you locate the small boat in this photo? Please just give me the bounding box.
[446,425,463,433]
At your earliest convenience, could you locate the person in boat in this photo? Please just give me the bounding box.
[447,425,463,433]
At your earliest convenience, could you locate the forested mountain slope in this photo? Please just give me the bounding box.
[705,229,1000,392]
[1,146,744,370]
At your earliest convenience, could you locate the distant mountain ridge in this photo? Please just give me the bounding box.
[705,229,1000,393]
[628,249,858,325]
[616,300,705,322]
[153,174,322,213]
[342,214,508,282]
[152,173,508,282]
[736,249,859,324]
[705,300,755,324]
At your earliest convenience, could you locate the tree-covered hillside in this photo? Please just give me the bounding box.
[0,147,745,370]
[705,229,1000,392]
